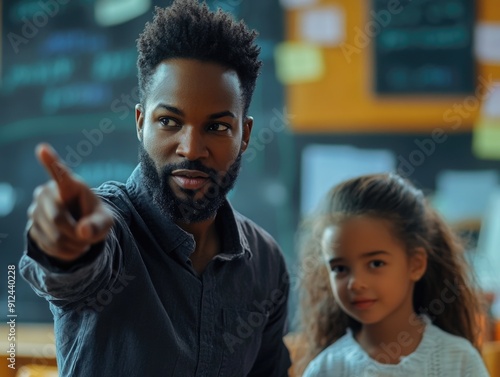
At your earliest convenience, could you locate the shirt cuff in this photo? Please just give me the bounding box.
[26,235,105,273]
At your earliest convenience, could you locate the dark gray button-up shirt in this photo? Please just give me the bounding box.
[20,166,291,377]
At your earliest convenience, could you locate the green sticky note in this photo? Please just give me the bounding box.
[473,120,500,160]
[274,42,325,84]
[95,0,151,27]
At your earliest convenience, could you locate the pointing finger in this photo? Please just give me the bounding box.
[36,143,78,202]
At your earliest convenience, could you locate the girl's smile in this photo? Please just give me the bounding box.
[351,298,378,310]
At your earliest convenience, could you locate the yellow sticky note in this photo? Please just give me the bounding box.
[274,42,324,84]
[472,119,500,160]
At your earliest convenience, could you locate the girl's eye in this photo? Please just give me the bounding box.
[331,265,347,274]
[208,123,230,132]
[159,117,180,127]
[369,260,386,268]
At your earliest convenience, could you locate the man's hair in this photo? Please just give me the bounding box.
[136,0,262,116]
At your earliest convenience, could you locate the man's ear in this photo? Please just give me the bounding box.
[240,116,253,152]
[136,104,144,142]
[409,247,428,282]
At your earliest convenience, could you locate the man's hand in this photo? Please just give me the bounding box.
[27,143,114,262]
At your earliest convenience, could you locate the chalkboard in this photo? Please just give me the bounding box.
[0,0,158,322]
[372,0,476,94]
[0,0,287,323]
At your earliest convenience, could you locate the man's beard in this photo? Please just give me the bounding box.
[139,144,242,223]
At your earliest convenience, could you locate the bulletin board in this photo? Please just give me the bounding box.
[283,0,500,132]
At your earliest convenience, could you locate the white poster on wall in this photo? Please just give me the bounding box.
[300,145,396,216]
[475,23,500,64]
[300,6,345,46]
[432,170,500,224]
[280,0,317,10]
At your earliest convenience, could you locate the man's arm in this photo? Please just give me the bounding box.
[19,143,115,307]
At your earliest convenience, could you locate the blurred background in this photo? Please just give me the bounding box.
[1,0,500,374]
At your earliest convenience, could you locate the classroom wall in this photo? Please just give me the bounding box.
[1,0,499,326]
[284,0,500,132]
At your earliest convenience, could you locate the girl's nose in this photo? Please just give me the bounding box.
[347,274,367,292]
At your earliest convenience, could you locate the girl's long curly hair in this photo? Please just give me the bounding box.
[295,173,485,375]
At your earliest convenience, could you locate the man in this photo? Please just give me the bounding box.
[20,1,291,376]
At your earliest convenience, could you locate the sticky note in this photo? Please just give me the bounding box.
[95,0,151,27]
[274,42,324,84]
[473,119,500,160]
[300,6,345,46]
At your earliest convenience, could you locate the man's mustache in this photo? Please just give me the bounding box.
[160,160,219,182]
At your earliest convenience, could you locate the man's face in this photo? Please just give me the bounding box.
[136,58,252,223]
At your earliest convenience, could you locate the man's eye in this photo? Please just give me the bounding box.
[208,123,229,132]
[159,118,179,127]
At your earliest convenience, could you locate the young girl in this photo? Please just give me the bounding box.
[297,173,490,377]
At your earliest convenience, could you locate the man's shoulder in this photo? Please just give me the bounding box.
[92,180,134,221]
[93,180,127,197]
[233,209,280,249]
[231,209,288,265]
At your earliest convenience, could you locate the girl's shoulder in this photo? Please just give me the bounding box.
[321,330,360,355]
[424,322,490,376]
[426,322,477,352]
[302,331,364,377]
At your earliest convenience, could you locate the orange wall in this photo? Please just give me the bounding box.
[286,0,500,132]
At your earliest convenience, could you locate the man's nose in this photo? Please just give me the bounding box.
[176,126,209,160]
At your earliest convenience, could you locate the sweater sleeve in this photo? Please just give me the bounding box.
[302,359,323,377]
[462,347,491,377]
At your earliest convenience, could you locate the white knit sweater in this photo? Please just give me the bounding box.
[302,319,490,377]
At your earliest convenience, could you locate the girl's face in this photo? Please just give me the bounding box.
[321,215,426,328]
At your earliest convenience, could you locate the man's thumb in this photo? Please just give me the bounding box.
[76,209,113,242]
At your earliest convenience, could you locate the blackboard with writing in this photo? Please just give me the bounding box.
[1,0,149,322]
[0,0,287,323]
[372,0,475,94]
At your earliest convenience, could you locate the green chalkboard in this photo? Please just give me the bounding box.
[372,0,475,94]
